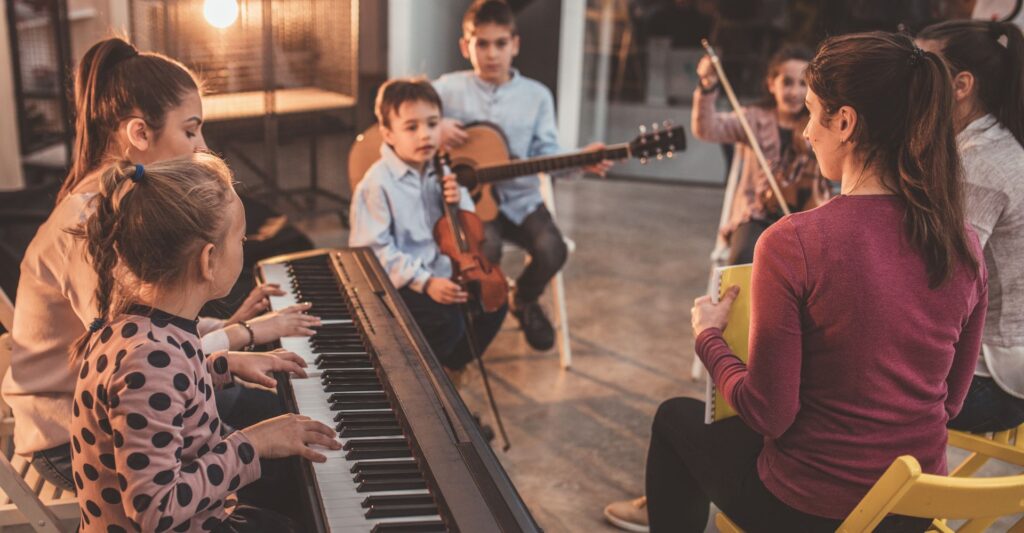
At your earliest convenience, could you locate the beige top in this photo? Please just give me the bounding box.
[2,176,227,456]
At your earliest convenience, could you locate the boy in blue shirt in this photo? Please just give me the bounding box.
[349,79,507,381]
[434,0,612,351]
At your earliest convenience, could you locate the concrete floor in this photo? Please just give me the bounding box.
[292,176,1024,533]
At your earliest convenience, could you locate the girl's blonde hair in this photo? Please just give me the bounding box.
[69,152,235,361]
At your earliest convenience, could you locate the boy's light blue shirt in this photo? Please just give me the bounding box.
[433,69,565,225]
[348,143,474,292]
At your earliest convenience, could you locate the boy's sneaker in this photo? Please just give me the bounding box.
[603,496,649,532]
[512,300,555,350]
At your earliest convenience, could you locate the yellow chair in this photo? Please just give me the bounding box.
[715,455,1024,533]
[948,425,1024,477]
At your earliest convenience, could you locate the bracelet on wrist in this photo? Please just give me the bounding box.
[239,321,256,350]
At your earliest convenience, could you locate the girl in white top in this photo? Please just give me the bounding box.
[918,20,1024,431]
[2,37,320,491]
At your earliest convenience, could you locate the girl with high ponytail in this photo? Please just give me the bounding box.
[69,154,338,532]
[645,32,987,531]
[2,37,318,492]
[917,20,1024,433]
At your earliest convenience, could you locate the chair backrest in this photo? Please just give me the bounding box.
[839,455,1024,532]
[347,124,383,195]
[0,286,12,333]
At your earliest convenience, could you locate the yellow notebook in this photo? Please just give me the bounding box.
[703,263,753,424]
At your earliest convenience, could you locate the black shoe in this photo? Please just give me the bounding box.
[472,413,496,443]
[512,300,555,351]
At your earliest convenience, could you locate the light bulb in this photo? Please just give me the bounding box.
[204,0,239,29]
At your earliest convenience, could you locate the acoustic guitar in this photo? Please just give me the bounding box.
[347,121,686,221]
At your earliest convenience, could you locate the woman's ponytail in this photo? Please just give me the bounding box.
[918,19,1024,146]
[994,21,1024,146]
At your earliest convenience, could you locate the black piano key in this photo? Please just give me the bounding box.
[354,470,422,483]
[345,446,411,461]
[339,425,403,438]
[342,438,406,451]
[371,521,447,533]
[351,459,418,475]
[330,392,387,403]
[357,479,428,494]
[322,369,377,379]
[361,494,436,509]
[335,412,397,424]
[331,399,392,411]
[324,382,382,393]
[364,503,437,518]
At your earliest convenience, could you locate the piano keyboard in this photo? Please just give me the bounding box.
[257,249,539,533]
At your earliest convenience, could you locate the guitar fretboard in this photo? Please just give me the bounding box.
[474,144,631,183]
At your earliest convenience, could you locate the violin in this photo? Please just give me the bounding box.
[432,152,509,313]
[760,114,832,216]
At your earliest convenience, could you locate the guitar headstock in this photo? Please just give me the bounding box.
[630,121,686,164]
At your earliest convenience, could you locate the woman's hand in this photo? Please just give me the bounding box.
[226,283,287,325]
[691,286,740,337]
[226,349,308,388]
[248,302,321,344]
[697,55,719,90]
[241,414,340,462]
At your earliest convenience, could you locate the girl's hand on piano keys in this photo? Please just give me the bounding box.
[226,349,309,388]
[249,302,322,344]
[241,414,341,463]
[226,283,287,325]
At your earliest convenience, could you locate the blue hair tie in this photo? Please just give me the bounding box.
[131,164,145,183]
[88,317,106,333]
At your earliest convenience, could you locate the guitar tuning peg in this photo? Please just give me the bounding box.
[651,122,660,131]
[666,150,674,158]
[639,124,647,134]
[639,156,648,165]
[663,119,673,128]
[656,153,664,160]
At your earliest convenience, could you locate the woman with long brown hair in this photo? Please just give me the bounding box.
[2,37,317,492]
[918,19,1024,434]
[646,32,987,532]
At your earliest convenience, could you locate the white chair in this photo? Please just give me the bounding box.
[538,173,573,369]
[691,145,744,380]
[0,289,78,532]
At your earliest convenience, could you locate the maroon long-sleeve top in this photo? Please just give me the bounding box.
[697,194,988,519]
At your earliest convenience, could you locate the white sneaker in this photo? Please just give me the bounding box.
[603,496,650,532]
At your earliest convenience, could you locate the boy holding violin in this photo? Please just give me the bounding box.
[349,78,508,384]
[434,0,612,350]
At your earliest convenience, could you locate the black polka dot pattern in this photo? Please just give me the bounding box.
[238,442,255,464]
[147,350,171,368]
[72,314,249,531]
[151,432,173,448]
[206,464,224,486]
[121,322,138,338]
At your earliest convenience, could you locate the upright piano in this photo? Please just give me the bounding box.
[257,248,541,533]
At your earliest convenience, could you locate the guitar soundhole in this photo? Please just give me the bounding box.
[452,163,479,189]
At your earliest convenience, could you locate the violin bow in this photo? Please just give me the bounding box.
[701,39,792,217]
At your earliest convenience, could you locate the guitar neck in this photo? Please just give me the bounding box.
[475,143,631,183]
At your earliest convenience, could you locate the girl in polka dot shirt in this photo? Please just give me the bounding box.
[70,154,340,533]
